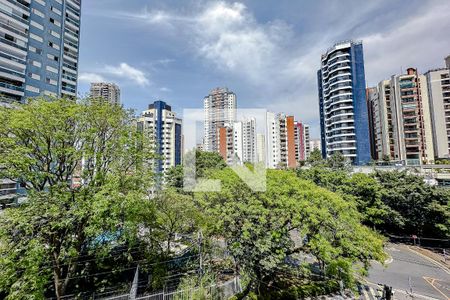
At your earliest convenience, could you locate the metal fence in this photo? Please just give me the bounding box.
[101,276,241,300]
[387,234,449,249]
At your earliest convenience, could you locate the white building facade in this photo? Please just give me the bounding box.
[138,101,182,173]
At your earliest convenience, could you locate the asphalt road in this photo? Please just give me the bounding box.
[367,244,450,300]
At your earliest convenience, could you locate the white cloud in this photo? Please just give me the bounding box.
[79,63,150,87]
[109,1,450,138]
[159,87,172,92]
[78,72,106,83]
[360,2,450,86]
[104,63,149,86]
[194,2,290,82]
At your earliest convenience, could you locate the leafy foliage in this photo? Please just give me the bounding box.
[298,166,450,239]
[0,98,155,299]
[196,169,385,296]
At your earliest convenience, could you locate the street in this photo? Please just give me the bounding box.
[366,244,450,300]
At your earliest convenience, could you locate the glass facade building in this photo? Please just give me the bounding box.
[317,40,371,165]
[0,0,81,105]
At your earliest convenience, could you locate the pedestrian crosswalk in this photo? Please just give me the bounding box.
[358,284,384,300]
[319,285,389,299]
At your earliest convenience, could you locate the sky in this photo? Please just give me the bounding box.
[77,0,450,138]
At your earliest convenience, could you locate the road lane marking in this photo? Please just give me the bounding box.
[362,277,441,300]
[394,288,441,300]
[423,277,450,300]
[368,286,378,299]
[408,246,450,275]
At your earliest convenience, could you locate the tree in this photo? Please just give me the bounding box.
[374,171,450,238]
[165,165,184,191]
[165,150,227,191]
[299,166,450,239]
[151,189,203,256]
[0,98,155,299]
[195,150,227,178]
[307,148,325,167]
[196,169,385,297]
[326,152,352,172]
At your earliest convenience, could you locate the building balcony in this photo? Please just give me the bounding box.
[0,65,25,81]
[0,81,24,96]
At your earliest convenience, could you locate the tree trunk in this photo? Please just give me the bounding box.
[236,279,253,300]
[53,269,63,300]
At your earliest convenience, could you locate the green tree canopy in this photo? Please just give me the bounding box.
[196,168,385,296]
[306,148,325,167]
[0,98,155,299]
[298,166,450,239]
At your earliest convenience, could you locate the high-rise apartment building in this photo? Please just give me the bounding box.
[0,0,81,105]
[256,133,265,164]
[371,80,399,161]
[240,118,256,163]
[266,112,280,169]
[317,40,371,165]
[425,58,450,159]
[217,118,257,165]
[90,82,120,104]
[265,112,297,168]
[218,124,234,165]
[304,124,310,159]
[203,87,236,152]
[294,121,310,162]
[369,68,435,165]
[391,68,434,165]
[138,101,182,173]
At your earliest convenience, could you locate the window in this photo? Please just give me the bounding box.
[48,41,60,50]
[32,60,42,67]
[50,17,61,27]
[26,85,39,93]
[30,33,43,43]
[46,78,57,86]
[47,54,59,62]
[51,6,61,15]
[46,66,58,74]
[4,33,14,42]
[49,30,60,39]
[28,73,41,80]
[32,8,45,18]
[35,0,45,6]
[30,20,44,30]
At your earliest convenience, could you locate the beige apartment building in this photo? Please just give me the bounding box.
[90,82,121,105]
[369,68,434,165]
[425,59,450,159]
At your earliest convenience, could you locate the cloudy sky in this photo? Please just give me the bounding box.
[78,0,450,138]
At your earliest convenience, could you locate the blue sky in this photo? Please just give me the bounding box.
[78,0,450,138]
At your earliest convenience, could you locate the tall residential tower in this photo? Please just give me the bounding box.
[425,57,450,159]
[203,87,236,152]
[0,0,81,105]
[138,101,182,173]
[90,82,120,104]
[317,40,371,165]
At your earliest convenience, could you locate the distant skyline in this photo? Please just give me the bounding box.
[78,0,450,137]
